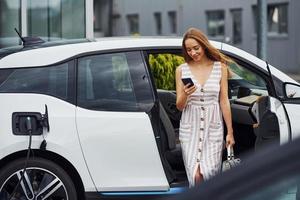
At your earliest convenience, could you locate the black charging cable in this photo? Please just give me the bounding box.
[9,117,33,200]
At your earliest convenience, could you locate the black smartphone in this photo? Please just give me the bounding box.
[181,78,194,87]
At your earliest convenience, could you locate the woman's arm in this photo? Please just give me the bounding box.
[219,63,235,147]
[175,66,197,111]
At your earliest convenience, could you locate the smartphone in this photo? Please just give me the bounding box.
[181,78,194,87]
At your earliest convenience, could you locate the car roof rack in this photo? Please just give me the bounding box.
[15,28,45,47]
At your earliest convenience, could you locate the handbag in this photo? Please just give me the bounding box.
[222,146,241,172]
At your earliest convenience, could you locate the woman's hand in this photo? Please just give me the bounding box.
[183,84,197,96]
[225,132,235,148]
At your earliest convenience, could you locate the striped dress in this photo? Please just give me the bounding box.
[179,61,224,187]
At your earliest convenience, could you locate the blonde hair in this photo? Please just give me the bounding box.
[182,27,233,77]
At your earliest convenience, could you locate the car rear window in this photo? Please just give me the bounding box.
[0,62,74,103]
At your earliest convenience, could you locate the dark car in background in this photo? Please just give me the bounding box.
[167,137,300,200]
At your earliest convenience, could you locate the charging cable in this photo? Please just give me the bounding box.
[9,116,33,200]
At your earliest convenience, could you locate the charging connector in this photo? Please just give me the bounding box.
[9,117,33,200]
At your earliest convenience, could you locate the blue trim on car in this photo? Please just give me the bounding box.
[100,187,186,196]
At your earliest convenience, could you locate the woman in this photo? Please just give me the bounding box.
[176,27,235,187]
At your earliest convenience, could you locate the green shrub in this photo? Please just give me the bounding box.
[149,54,185,90]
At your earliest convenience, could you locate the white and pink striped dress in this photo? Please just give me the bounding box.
[179,61,224,187]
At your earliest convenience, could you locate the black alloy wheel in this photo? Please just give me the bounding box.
[0,157,77,200]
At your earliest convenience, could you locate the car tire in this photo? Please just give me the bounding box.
[0,157,77,200]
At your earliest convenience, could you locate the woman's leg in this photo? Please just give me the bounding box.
[194,165,203,185]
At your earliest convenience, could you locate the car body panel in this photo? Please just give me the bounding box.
[76,107,169,191]
[269,97,290,144]
[0,38,222,68]
[0,94,96,191]
[284,103,300,140]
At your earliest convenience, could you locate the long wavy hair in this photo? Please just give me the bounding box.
[182,27,232,65]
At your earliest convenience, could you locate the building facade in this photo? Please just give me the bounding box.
[0,0,91,47]
[108,0,299,74]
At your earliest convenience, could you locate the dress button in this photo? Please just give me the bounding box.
[198,149,201,152]
[200,128,204,131]
[197,159,200,162]
[199,138,202,142]
[200,99,204,102]
[201,107,205,110]
[201,88,204,92]
[200,118,204,121]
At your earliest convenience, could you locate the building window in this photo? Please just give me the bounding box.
[94,0,113,37]
[28,0,85,40]
[231,9,242,44]
[268,4,288,34]
[206,10,225,38]
[0,0,21,48]
[253,4,288,35]
[154,12,162,35]
[168,11,177,34]
[112,14,121,36]
[127,14,139,35]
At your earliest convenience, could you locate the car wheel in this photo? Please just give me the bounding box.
[0,157,77,200]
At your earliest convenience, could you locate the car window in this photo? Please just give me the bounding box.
[228,61,268,99]
[148,53,268,97]
[148,52,184,129]
[0,62,72,102]
[77,52,144,111]
[241,174,300,200]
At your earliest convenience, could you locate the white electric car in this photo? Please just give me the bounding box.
[0,37,300,200]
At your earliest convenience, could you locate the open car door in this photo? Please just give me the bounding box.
[252,62,292,149]
[281,82,300,140]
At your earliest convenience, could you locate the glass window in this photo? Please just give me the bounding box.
[168,11,177,34]
[0,0,21,48]
[112,14,122,36]
[94,0,113,37]
[28,0,85,40]
[0,62,72,102]
[206,10,225,38]
[268,4,288,34]
[154,12,162,35]
[228,61,268,99]
[78,52,150,112]
[231,9,242,44]
[253,4,288,35]
[127,14,139,35]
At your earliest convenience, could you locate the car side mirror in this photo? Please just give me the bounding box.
[284,82,300,99]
